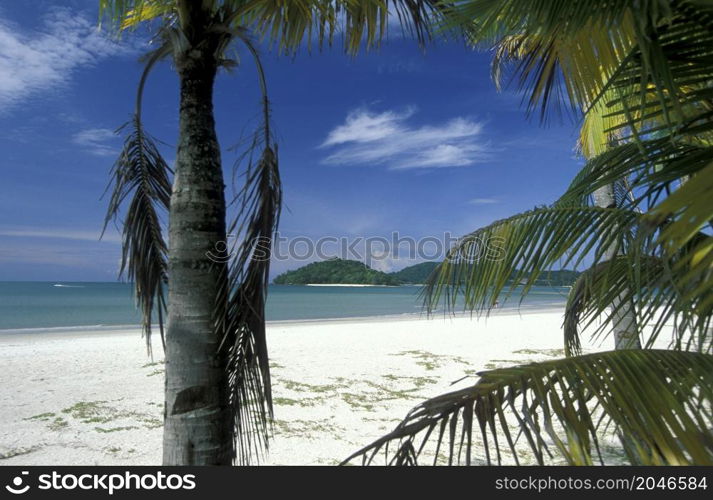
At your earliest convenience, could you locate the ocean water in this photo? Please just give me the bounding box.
[0,282,569,332]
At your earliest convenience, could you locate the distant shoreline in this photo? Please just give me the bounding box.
[303,283,398,287]
[0,282,569,333]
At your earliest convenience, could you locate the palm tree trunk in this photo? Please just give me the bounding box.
[592,183,641,350]
[162,47,232,465]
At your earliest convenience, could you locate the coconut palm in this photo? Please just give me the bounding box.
[345,0,713,465]
[99,0,452,465]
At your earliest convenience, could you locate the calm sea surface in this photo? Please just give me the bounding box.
[0,282,569,332]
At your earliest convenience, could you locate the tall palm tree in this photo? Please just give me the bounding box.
[345,0,713,465]
[100,0,452,465]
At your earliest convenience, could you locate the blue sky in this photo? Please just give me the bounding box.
[0,1,583,281]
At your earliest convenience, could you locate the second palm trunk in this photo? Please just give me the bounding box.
[592,183,641,350]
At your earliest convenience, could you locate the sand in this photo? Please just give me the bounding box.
[0,308,669,465]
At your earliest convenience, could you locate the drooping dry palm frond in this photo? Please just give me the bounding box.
[103,47,172,354]
[103,117,171,353]
[214,34,282,465]
[343,350,713,466]
[220,143,280,465]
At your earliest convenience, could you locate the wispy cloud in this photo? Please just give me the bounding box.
[0,227,121,243]
[468,198,499,205]
[72,128,119,156]
[320,107,490,170]
[0,8,133,112]
[377,58,422,75]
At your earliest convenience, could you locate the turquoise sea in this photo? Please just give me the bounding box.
[0,281,569,332]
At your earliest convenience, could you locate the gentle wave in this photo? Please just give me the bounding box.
[0,324,140,335]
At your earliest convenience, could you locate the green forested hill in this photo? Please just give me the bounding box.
[390,261,439,284]
[273,259,580,286]
[273,258,401,285]
[390,262,580,286]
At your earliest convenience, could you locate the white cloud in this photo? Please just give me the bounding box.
[322,107,416,146]
[468,198,499,205]
[0,8,132,112]
[320,107,490,170]
[72,128,118,156]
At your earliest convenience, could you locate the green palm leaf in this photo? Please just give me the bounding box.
[451,0,713,124]
[647,162,713,311]
[101,0,454,54]
[384,0,713,471]
[559,140,713,209]
[424,206,642,315]
[561,255,712,356]
[343,350,713,466]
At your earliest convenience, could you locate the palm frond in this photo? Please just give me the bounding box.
[455,0,642,120]
[577,87,643,159]
[561,255,703,357]
[556,143,713,322]
[103,117,171,354]
[103,47,172,354]
[646,163,713,315]
[343,350,713,466]
[234,0,454,54]
[390,0,713,471]
[99,0,175,29]
[102,0,455,54]
[560,139,713,210]
[423,205,642,316]
[594,23,713,147]
[455,0,713,130]
[215,33,282,465]
[220,144,280,465]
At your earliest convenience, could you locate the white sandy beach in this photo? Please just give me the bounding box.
[0,309,671,465]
